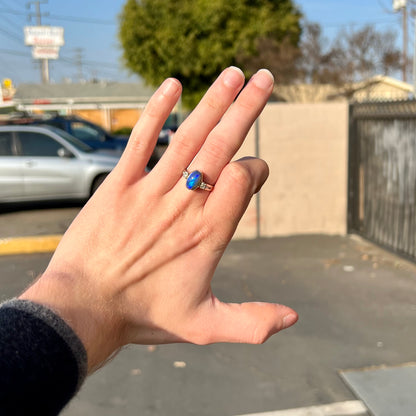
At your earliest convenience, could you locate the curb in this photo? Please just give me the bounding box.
[235,400,368,416]
[0,235,62,256]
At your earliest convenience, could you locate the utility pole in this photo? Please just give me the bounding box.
[74,48,85,82]
[26,0,49,84]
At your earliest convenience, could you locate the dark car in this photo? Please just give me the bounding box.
[158,113,179,145]
[0,112,178,168]
[33,113,179,147]
[32,115,128,154]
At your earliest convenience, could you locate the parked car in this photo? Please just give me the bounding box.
[0,125,120,203]
[0,112,179,169]
[31,115,129,154]
[157,113,179,145]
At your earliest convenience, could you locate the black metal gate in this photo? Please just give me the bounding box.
[348,101,416,261]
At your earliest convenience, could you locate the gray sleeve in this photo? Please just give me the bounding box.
[0,298,88,415]
[2,298,88,388]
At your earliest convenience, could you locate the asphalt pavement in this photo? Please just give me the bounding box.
[1,205,416,415]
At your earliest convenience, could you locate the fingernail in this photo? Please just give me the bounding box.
[282,313,298,329]
[160,78,181,97]
[223,66,245,89]
[252,69,274,91]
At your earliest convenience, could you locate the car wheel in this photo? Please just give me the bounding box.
[91,174,107,196]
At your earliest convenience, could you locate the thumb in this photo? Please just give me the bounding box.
[197,299,298,345]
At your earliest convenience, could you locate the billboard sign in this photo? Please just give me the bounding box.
[32,46,60,60]
[24,26,64,47]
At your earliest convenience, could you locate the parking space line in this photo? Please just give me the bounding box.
[0,235,62,256]
[235,400,368,416]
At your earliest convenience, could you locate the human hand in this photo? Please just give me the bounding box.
[20,67,298,372]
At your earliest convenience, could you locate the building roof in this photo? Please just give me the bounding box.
[273,75,413,103]
[353,75,413,93]
[14,81,157,105]
[272,84,341,103]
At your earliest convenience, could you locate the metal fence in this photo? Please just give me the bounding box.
[348,100,416,261]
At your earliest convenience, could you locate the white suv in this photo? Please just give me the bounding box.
[0,125,120,203]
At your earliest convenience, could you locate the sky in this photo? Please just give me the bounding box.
[0,0,408,86]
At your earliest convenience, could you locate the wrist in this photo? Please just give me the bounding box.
[19,268,123,373]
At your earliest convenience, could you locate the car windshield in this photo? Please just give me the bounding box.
[70,121,106,142]
[162,113,178,130]
[44,126,95,153]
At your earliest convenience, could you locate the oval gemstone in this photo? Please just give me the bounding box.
[186,170,202,190]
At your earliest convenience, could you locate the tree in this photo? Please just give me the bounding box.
[297,22,342,84]
[331,25,402,83]
[119,0,302,107]
[328,26,404,99]
[236,36,301,85]
[295,23,403,86]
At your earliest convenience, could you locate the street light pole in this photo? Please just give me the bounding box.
[393,0,408,82]
[413,11,416,94]
[403,4,408,82]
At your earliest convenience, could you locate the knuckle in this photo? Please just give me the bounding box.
[237,96,256,112]
[250,327,269,344]
[204,94,223,112]
[127,135,148,156]
[143,98,160,120]
[225,162,252,190]
[193,333,212,345]
[172,125,194,150]
[204,134,229,162]
[183,322,214,345]
[169,126,195,159]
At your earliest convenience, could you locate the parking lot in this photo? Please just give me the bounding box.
[1,205,416,415]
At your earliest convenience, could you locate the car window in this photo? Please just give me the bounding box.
[163,113,178,130]
[71,122,104,142]
[18,131,63,157]
[0,132,13,156]
[44,120,66,130]
[44,126,94,153]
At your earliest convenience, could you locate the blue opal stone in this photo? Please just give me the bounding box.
[186,170,202,190]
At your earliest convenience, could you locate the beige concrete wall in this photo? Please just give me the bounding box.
[234,102,349,238]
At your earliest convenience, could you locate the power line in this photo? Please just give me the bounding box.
[0,14,26,42]
[0,0,25,15]
[0,26,24,44]
[46,14,115,25]
[0,7,27,17]
[0,8,115,25]
[0,3,124,83]
[59,55,122,70]
[314,18,400,29]
[0,48,28,57]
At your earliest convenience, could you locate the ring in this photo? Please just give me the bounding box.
[182,170,214,191]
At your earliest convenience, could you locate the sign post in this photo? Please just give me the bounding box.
[23,26,64,83]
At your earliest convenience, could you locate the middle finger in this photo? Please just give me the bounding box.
[187,69,274,186]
